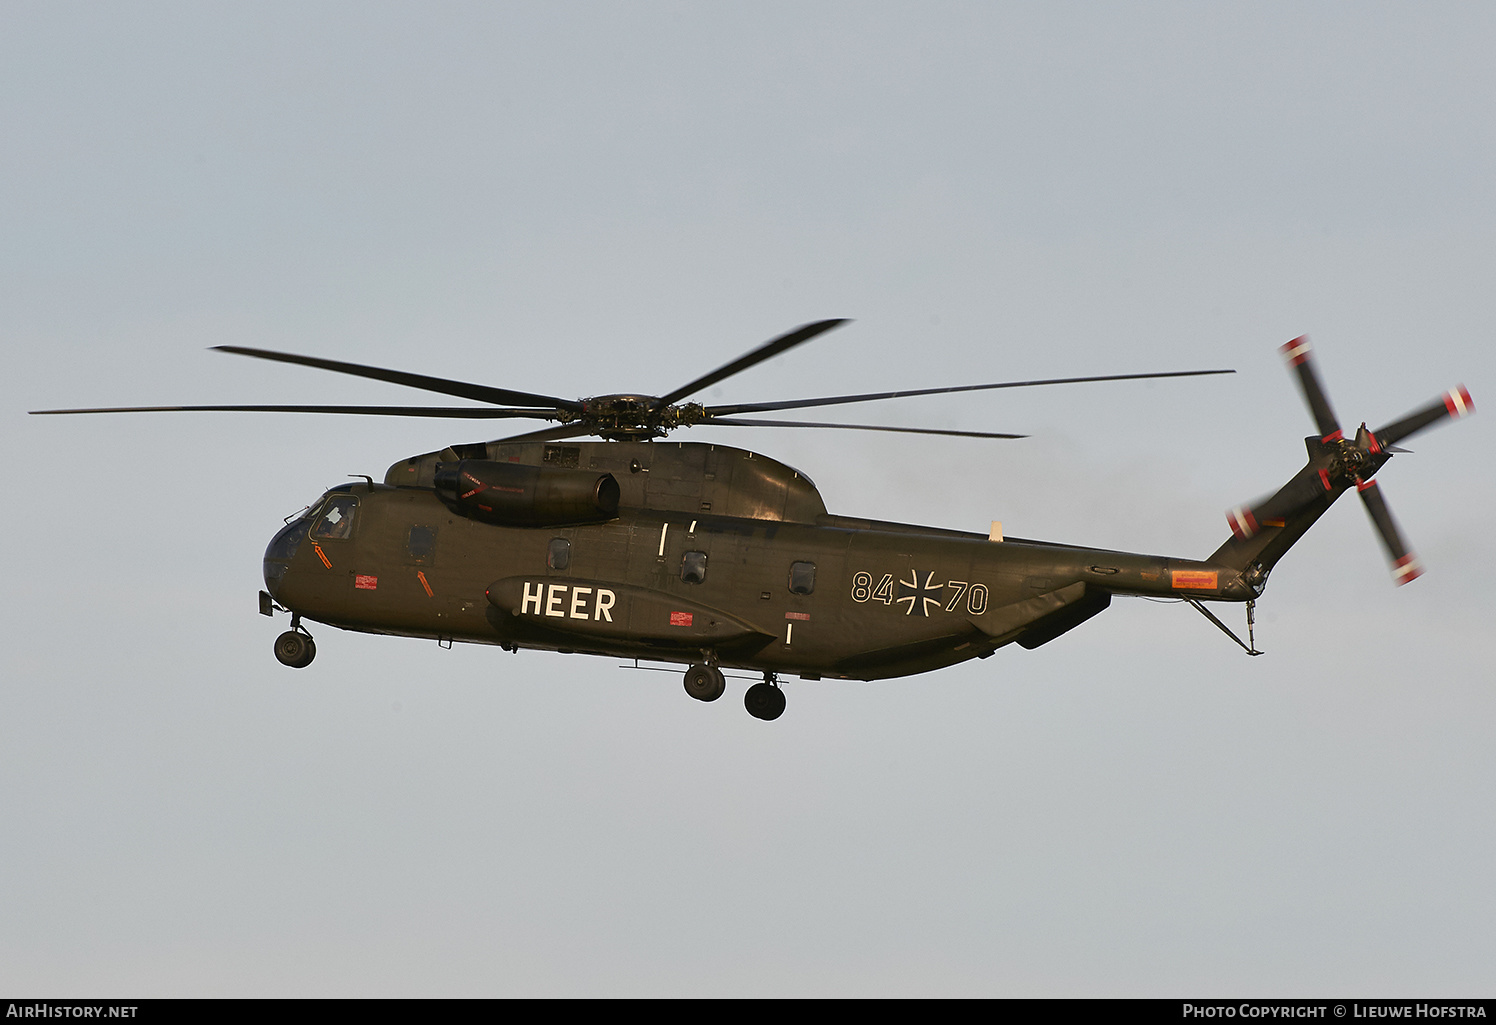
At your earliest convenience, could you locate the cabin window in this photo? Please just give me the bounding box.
[406,525,437,563]
[680,551,708,585]
[548,538,571,571]
[788,560,816,595]
[310,496,358,541]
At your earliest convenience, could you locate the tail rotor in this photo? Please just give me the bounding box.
[1225,337,1473,585]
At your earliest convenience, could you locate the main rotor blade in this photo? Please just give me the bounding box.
[491,422,600,444]
[212,346,584,412]
[655,319,849,406]
[1373,386,1474,447]
[707,368,1235,416]
[704,416,1026,439]
[1356,478,1422,585]
[30,404,562,419]
[1280,337,1343,439]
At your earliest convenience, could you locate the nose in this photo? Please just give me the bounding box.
[263,518,309,599]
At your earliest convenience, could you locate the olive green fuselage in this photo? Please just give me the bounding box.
[264,440,1254,681]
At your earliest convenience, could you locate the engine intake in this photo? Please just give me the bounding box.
[434,460,620,527]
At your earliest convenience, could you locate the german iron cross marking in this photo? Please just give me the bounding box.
[896,570,944,617]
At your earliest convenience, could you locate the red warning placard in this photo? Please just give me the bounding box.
[669,611,693,626]
[1170,570,1218,590]
[355,574,378,590]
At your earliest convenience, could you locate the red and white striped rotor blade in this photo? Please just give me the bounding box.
[1281,336,1344,441]
[1374,385,1474,448]
[1356,478,1422,585]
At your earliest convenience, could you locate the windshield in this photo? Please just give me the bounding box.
[309,494,359,541]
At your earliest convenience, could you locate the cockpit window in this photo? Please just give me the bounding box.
[310,495,359,541]
[265,517,309,562]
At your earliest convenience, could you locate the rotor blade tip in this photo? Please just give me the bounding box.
[1281,337,1312,364]
[1393,555,1424,586]
[1446,385,1474,417]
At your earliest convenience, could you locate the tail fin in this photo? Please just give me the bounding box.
[1209,443,1344,589]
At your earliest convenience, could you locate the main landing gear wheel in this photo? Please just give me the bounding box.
[683,663,725,702]
[274,630,316,669]
[744,682,786,721]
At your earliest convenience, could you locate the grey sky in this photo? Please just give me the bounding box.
[3,3,1493,996]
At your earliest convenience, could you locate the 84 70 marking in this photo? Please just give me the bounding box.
[850,570,988,617]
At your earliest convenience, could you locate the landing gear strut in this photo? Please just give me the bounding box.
[683,663,725,702]
[744,675,786,721]
[274,618,316,669]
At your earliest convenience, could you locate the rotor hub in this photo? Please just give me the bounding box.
[1327,437,1371,484]
[1322,429,1392,488]
[578,395,712,440]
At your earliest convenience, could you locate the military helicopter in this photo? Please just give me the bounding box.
[32,321,1473,720]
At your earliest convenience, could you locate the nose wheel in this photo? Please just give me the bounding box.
[273,629,316,669]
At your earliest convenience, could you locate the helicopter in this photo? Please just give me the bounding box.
[32,321,1473,720]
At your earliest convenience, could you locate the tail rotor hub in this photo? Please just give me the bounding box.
[1325,434,1379,486]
